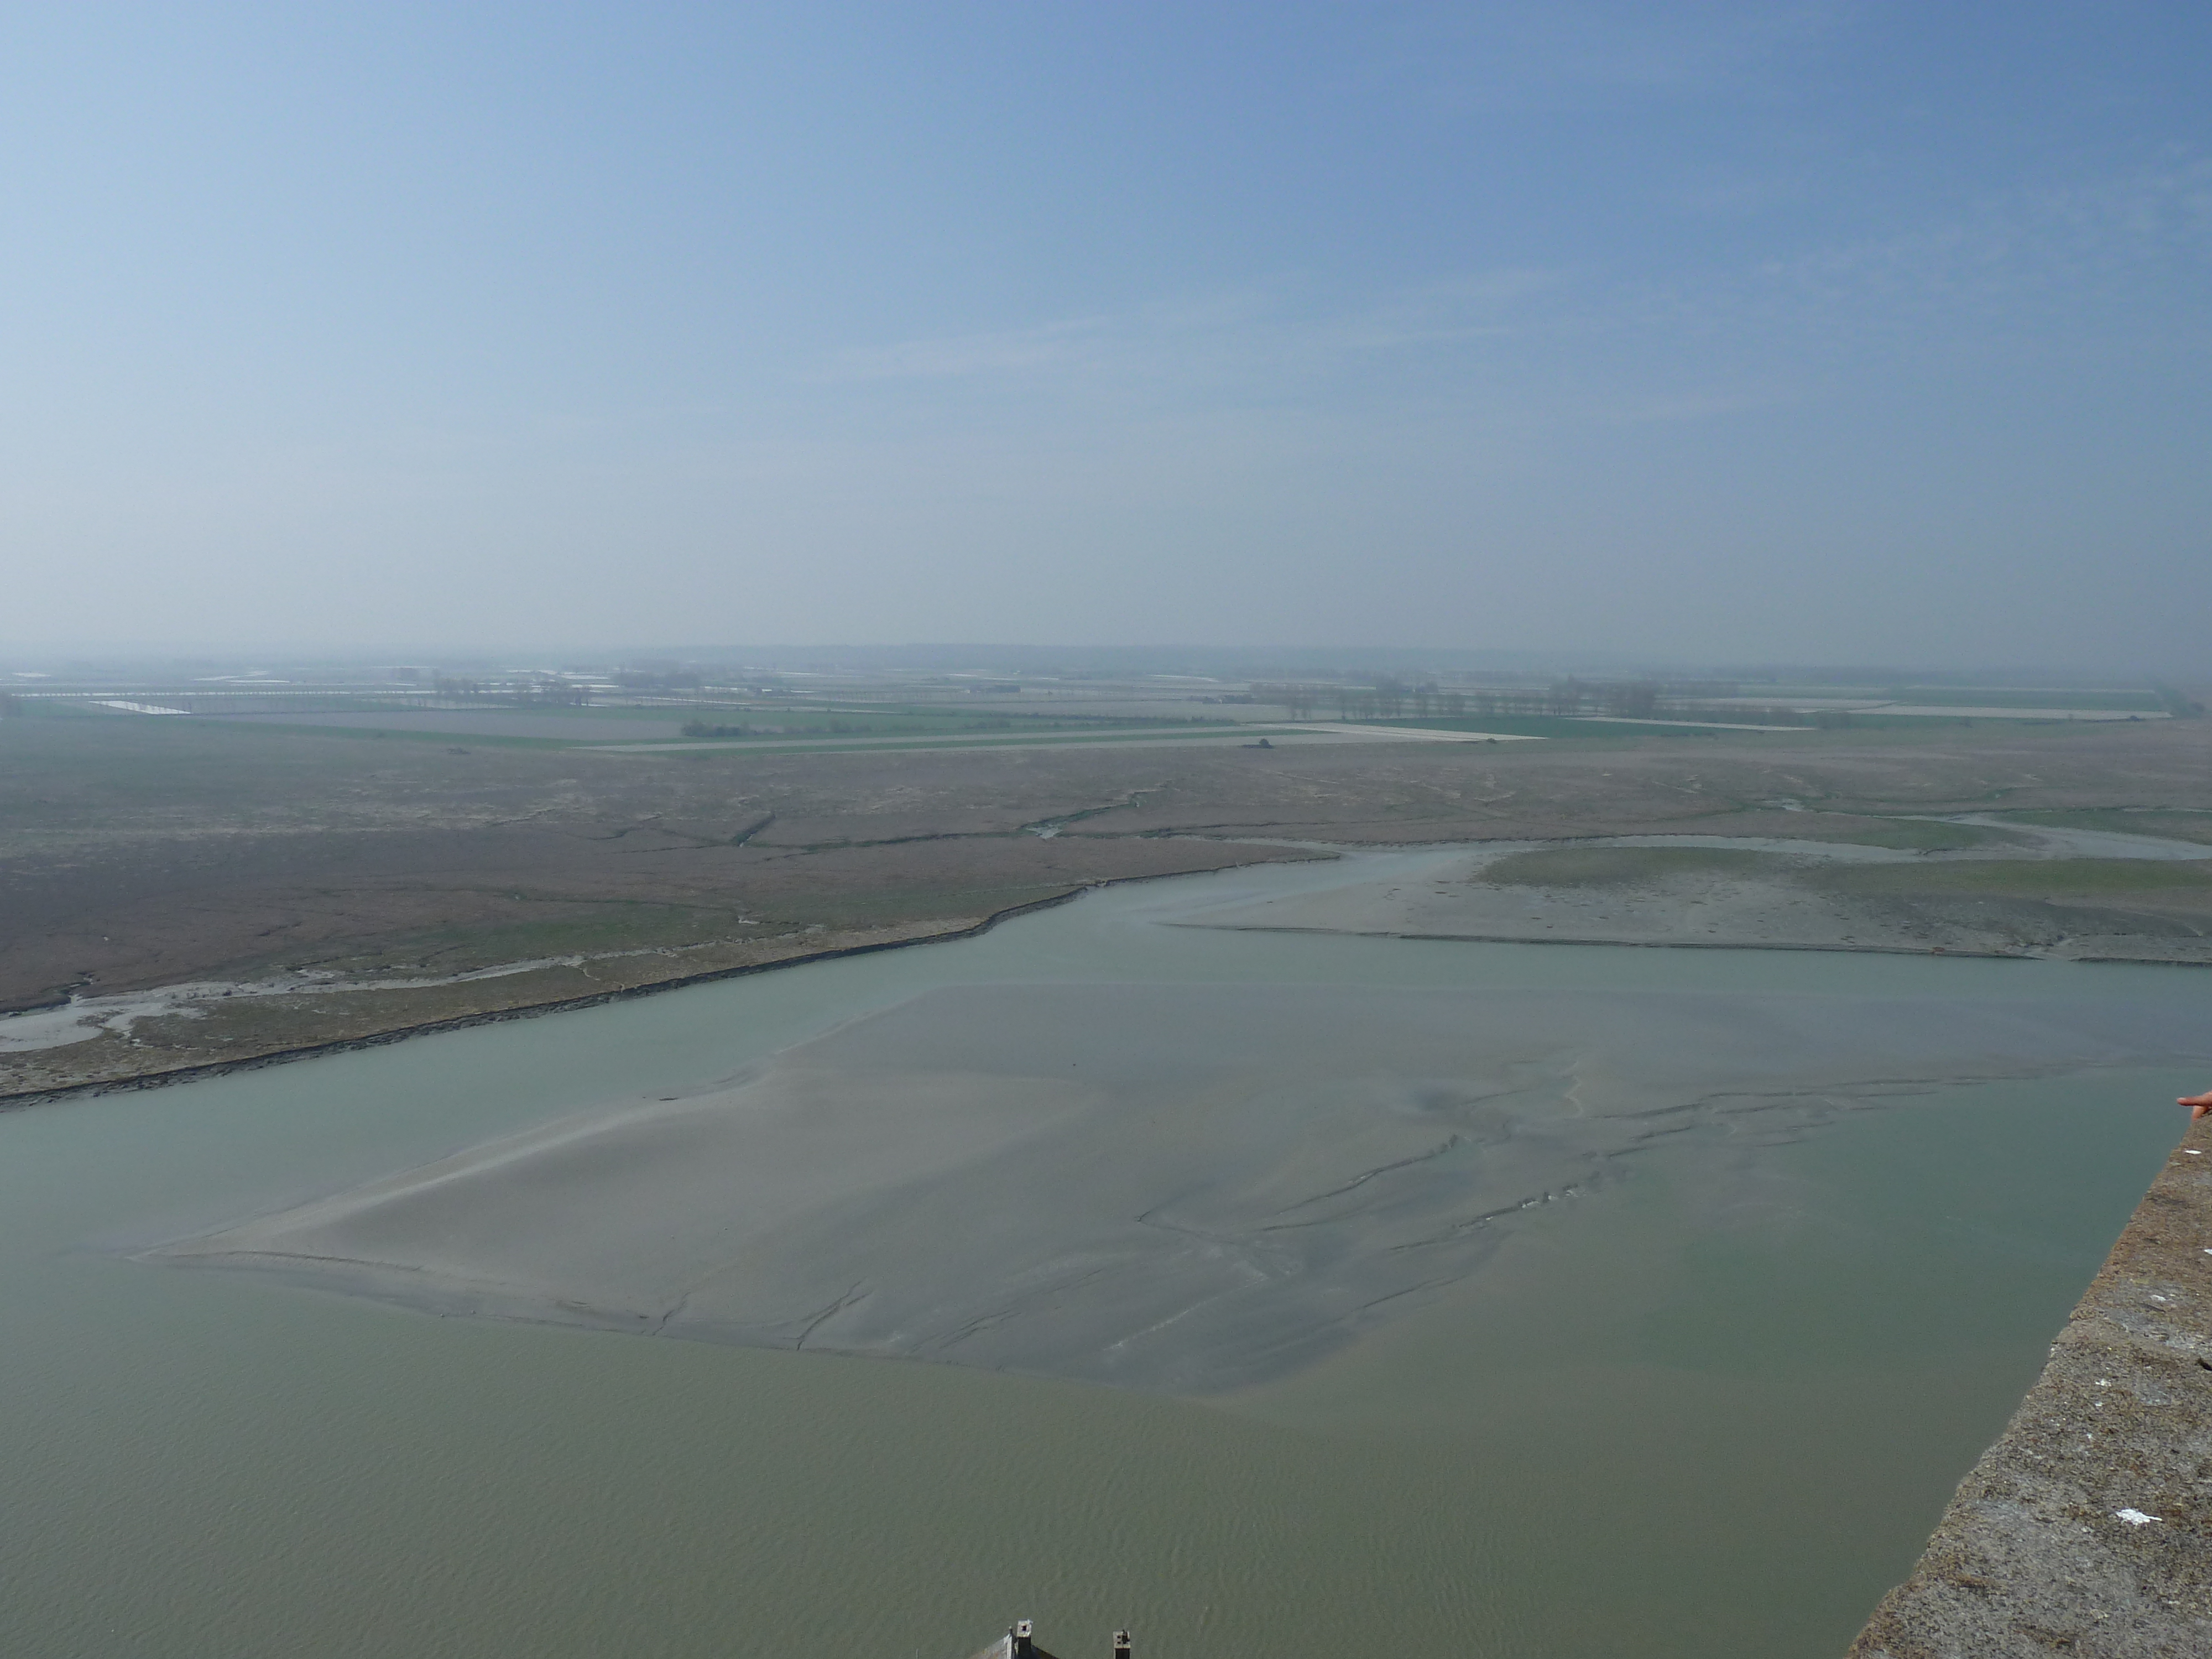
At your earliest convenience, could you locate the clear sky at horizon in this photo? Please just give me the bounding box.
[4,3,2207,668]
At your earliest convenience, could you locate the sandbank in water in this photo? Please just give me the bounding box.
[150,975,2209,1395]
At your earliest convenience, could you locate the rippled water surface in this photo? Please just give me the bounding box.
[2,852,2202,1658]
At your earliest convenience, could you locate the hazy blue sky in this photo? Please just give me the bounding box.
[4,3,2207,666]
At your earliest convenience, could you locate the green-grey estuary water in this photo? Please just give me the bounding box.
[3,850,2206,1658]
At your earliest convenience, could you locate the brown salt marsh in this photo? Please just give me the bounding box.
[13,709,2212,1095]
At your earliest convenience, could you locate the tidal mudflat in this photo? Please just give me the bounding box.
[156,961,2210,1395]
[7,852,2208,1657]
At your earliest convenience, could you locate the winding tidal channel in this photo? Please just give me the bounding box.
[3,849,2206,1658]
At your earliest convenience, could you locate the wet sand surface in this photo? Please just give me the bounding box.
[155,964,2212,1395]
[1181,839,1916,952]
[11,854,2211,1658]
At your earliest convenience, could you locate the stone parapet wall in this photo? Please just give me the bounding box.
[1848,1117,2212,1656]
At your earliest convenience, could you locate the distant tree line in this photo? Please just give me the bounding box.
[679,719,911,737]
[615,669,701,690]
[681,720,765,737]
[679,719,892,738]
[1248,676,1814,727]
[1666,700,1821,727]
[434,675,591,707]
[679,717,1039,739]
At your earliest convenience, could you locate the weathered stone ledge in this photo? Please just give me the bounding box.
[1849,1115,2212,1656]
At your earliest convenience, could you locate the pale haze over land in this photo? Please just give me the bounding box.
[4,3,2208,667]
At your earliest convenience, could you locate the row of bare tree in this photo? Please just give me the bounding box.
[1246,677,1813,726]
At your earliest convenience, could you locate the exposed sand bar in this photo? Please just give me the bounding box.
[151,977,2212,1395]
[1175,826,2212,963]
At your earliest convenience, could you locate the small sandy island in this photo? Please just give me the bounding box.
[1176,822,2212,963]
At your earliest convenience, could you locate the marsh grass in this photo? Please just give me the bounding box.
[1480,847,1786,886]
[1994,808,2212,847]
[1815,858,2212,900]
[320,904,759,977]
[1480,846,2212,914]
[1782,817,2031,853]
